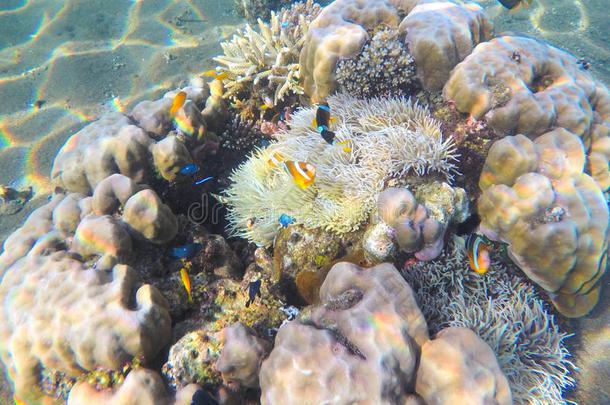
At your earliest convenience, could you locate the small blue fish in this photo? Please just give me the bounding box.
[278,213,295,227]
[281,22,289,28]
[191,389,220,405]
[169,243,202,260]
[179,164,199,175]
[195,176,213,185]
[246,279,262,308]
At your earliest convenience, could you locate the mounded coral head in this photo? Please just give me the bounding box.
[224,93,457,246]
[478,130,608,317]
[444,35,610,140]
[416,327,512,405]
[260,262,429,404]
[300,0,492,101]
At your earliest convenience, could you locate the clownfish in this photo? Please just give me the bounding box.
[170,91,187,114]
[315,103,335,144]
[268,152,285,167]
[204,69,229,80]
[246,217,255,228]
[496,0,533,11]
[466,234,491,274]
[180,267,192,301]
[284,160,316,189]
[210,192,231,205]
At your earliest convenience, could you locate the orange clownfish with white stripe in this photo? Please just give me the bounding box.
[268,152,285,167]
[283,160,316,189]
[466,233,491,274]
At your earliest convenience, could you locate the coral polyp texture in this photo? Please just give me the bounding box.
[224,93,457,246]
[260,261,511,405]
[299,0,493,102]
[478,130,608,317]
[51,79,220,194]
[0,252,170,404]
[214,0,321,107]
[443,35,610,141]
[335,28,416,99]
[402,242,575,405]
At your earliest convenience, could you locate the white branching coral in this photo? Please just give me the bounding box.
[402,240,575,405]
[224,93,458,246]
[214,0,321,105]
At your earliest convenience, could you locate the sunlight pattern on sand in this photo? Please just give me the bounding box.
[0,0,242,192]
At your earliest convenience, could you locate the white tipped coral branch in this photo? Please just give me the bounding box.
[212,0,321,106]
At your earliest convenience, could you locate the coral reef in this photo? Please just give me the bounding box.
[377,185,467,261]
[402,240,575,405]
[51,79,223,194]
[67,368,205,405]
[225,93,458,246]
[416,326,512,405]
[335,28,416,99]
[260,261,511,404]
[214,0,321,109]
[0,251,171,404]
[398,0,493,91]
[215,322,271,389]
[162,262,286,390]
[272,224,365,304]
[0,177,178,402]
[300,0,492,101]
[444,35,610,141]
[478,130,608,317]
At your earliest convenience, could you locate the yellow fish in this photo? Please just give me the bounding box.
[169,91,186,114]
[284,160,316,189]
[180,268,192,301]
[204,69,229,80]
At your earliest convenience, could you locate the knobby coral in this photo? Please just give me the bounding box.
[224,93,458,246]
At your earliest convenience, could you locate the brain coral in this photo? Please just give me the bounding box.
[478,129,608,317]
[300,0,493,101]
[224,93,457,246]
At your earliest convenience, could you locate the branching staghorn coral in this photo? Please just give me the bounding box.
[224,93,458,246]
[214,0,321,107]
[402,240,575,405]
